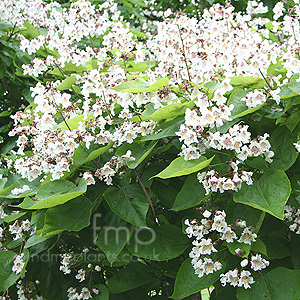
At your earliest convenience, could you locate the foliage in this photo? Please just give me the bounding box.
[0,0,300,299]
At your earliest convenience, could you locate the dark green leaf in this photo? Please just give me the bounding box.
[127,224,188,261]
[269,125,298,170]
[171,258,225,299]
[104,185,149,228]
[172,174,208,211]
[237,268,300,300]
[41,196,94,237]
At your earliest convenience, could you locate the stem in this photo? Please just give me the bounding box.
[50,98,72,131]
[258,68,273,90]
[7,22,17,42]
[177,24,191,82]
[134,168,160,225]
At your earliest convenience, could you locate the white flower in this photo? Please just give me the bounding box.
[12,254,25,274]
[238,270,255,289]
[240,259,249,268]
[202,210,211,218]
[250,254,269,271]
[75,269,86,282]
[83,172,95,185]
[238,227,257,245]
[220,227,237,243]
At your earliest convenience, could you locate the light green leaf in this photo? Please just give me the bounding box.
[113,78,169,93]
[127,62,150,73]
[226,241,251,258]
[141,117,184,141]
[233,169,291,219]
[72,141,113,166]
[234,103,265,119]
[230,76,265,89]
[172,174,208,211]
[288,73,300,94]
[171,258,225,299]
[41,196,94,237]
[115,141,157,169]
[3,212,27,223]
[57,76,76,91]
[153,156,214,179]
[144,101,194,122]
[0,177,41,199]
[18,179,87,209]
[127,224,188,261]
[227,88,248,118]
[55,113,95,130]
[237,268,300,300]
[104,185,149,228]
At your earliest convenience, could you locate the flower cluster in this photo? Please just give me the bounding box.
[9,219,35,241]
[12,253,25,274]
[285,205,300,234]
[16,279,45,300]
[67,287,99,300]
[197,161,253,194]
[220,254,269,289]
[185,210,258,288]
[241,90,267,108]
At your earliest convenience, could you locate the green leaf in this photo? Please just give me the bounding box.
[251,238,268,257]
[153,156,214,179]
[72,141,113,166]
[3,212,27,223]
[227,88,248,118]
[171,174,208,211]
[108,263,155,293]
[171,258,225,299]
[233,169,291,220]
[279,85,298,99]
[285,109,300,132]
[115,141,157,169]
[41,196,94,237]
[22,21,40,38]
[55,113,95,130]
[226,241,251,258]
[0,177,41,198]
[104,185,149,228]
[144,101,194,122]
[127,224,188,261]
[141,117,184,141]
[269,125,298,170]
[234,103,265,119]
[237,268,300,300]
[50,62,86,75]
[0,62,6,79]
[113,78,169,93]
[57,75,76,91]
[18,179,87,209]
[230,76,265,89]
[96,216,133,265]
[127,62,150,73]
[0,249,29,292]
[93,284,110,300]
[288,73,300,94]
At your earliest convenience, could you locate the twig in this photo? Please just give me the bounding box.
[177,24,191,82]
[134,168,160,225]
